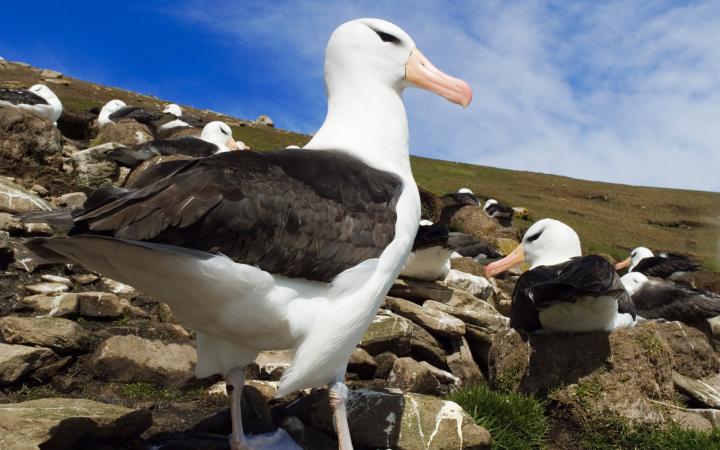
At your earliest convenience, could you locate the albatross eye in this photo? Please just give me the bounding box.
[373,29,401,44]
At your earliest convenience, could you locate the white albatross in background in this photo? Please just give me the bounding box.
[484,219,637,333]
[24,18,472,450]
[0,84,62,125]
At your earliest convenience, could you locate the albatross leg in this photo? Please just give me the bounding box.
[329,377,354,450]
[227,367,252,450]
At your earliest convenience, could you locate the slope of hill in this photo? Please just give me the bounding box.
[1,59,718,267]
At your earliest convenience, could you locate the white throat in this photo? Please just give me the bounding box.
[305,81,410,176]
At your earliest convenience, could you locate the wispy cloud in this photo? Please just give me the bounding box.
[174,0,720,192]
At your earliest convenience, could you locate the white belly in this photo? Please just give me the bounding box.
[538,296,618,332]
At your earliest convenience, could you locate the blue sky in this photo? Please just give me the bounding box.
[2,1,719,192]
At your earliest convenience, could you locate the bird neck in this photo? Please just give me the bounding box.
[306,82,411,176]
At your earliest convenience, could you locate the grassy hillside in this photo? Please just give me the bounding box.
[2,59,718,267]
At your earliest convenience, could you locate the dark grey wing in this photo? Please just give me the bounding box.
[486,203,514,218]
[109,106,164,124]
[510,255,636,332]
[510,265,558,332]
[177,114,207,128]
[34,149,402,282]
[448,232,501,258]
[441,193,481,207]
[633,282,720,324]
[108,137,219,168]
[633,256,700,278]
[0,89,47,105]
[412,223,450,251]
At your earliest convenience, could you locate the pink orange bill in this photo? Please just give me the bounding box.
[405,48,472,107]
[484,244,525,278]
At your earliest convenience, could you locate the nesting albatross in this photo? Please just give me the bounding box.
[0,84,62,125]
[24,18,472,450]
[484,219,636,333]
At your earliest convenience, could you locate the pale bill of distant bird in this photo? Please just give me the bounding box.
[0,84,63,125]
[621,272,720,325]
[25,18,472,450]
[107,120,240,168]
[615,246,700,279]
[484,219,637,333]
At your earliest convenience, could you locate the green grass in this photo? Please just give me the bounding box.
[231,125,310,151]
[58,95,102,112]
[448,385,548,450]
[121,382,182,401]
[581,416,720,450]
[634,332,664,362]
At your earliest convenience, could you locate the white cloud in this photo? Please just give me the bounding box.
[175,0,720,191]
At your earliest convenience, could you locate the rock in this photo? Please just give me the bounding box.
[673,371,720,409]
[496,237,520,256]
[0,343,56,385]
[29,184,48,196]
[409,323,448,370]
[449,206,499,240]
[280,389,491,449]
[40,68,63,78]
[0,107,62,161]
[669,407,720,432]
[450,256,486,277]
[25,281,69,295]
[489,324,676,427]
[255,114,274,127]
[0,316,92,353]
[157,302,177,323]
[71,142,122,189]
[31,355,74,381]
[281,415,338,450]
[53,191,87,209]
[418,186,443,222]
[15,293,79,317]
[373,352,398,379]
[71,272,98,285]
[0,230,12,269]
[255,350,292,381]
[390,278,498,317]
[89,335,196,386]
[419,361,461,391]
[99,277,138,298]
[347,348,377,379]
[388,357,443,395]
[359,310,413,356]
[444,269,492,299]
[9,243,53,273]
[57,108,98,140]
[0,398,152,449]
[709,315,720,348]
[385,296,466,339]
[40,274,72,286]
[95,121,152,147]
[674,271,720,296]
[446,337,486,387]
[21,222,53,236]
[0,212,22,232]
[77,291,149,318]
[0,177,53,214]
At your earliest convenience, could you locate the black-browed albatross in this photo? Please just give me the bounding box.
[24,18,472,450]
[484,219,636,333]
[615,246,700,280]
[0,84,63,125]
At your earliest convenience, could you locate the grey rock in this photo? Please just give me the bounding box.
[347,347,377,379]
[40,274,72,286]
[15,293,79,317]
[0,316,91,353]
[0,177,53,214]
[447,337,486,388]
[40,68,63,78]
[71,142,122,189]
[0,343,56,385]
[0,398,151,449]
[255,114,274,127]
[388,357,443,396]
[77,291,149,318]
[90,335,196,386]
[254,350,292,381]
[385,296,465,339]
[673,371,720,409]
[25,281,69,295]
[53,191,87,209]
[359,310,413,356]
[99,277,138,298]
[95,122,152,147]
[374,351,398,379]
[280,389,490,449]
[410,322,448,370]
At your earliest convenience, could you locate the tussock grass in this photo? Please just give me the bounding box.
[448,385,548,450]
[581,416,720,450]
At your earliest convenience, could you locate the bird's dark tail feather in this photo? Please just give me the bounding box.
[18,210,74,227]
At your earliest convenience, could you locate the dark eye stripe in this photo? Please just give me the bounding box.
[526,231,542,243]
[374,29,400,44]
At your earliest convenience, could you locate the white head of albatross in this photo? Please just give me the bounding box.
[163,103,182,116]
[615,246,654,272]
[98,99,126,127]
[200,121,239,151]
[26,84,62,124]
[458,187,474,194]
[484,218,581,277]
[306,18,471,173]
[620,272,649,296]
